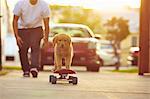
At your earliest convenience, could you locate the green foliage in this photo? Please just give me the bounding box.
[50,5,105,34]
[3,66,21,70]
[0,70,9,76]
[109,68,138,73]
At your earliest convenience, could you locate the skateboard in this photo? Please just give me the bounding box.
[49,69,78,85]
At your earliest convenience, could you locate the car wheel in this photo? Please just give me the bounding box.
[86,65,100,72]
[100,59,104,66]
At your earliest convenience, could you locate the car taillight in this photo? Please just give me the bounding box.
[88,42,97,49]
[133,51,139,56]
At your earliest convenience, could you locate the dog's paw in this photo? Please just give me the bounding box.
[51,68,61,72]
[51,68,56,72]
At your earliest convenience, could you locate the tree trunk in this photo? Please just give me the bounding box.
[112,41,120,70]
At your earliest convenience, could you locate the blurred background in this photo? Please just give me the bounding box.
[0,0,140,71]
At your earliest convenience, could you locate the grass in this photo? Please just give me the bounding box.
[2,66,139,74]
[3,66,21,70]
[109,68,138,73]
[0,70,9,76]
[0,66,21,76]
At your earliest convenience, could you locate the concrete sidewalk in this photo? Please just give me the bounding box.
[0,70,150,99]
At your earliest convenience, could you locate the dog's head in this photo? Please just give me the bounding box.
[53,34,71,48]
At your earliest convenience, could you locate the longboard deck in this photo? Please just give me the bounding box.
[54,69,76,75]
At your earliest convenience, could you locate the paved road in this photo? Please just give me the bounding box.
[0,70,150,99]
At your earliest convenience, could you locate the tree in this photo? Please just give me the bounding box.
[50,5,105,34]
[105,17,130,70]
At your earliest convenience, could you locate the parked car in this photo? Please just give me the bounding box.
[40,23,103,72]
[127,47,139,66]
[97,40,120,66]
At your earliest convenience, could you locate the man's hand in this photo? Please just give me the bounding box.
[13,15,23,48]
[16,36,23,48]
[43,39,49,52]
[43,37,48,44]
[43,36,48,46]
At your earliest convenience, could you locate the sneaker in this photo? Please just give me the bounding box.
[30,68,38,78]
[23,71,30,77]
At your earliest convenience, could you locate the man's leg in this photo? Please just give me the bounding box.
[18,30,30,77]
[30,40,41,69]
[18,45,30,76]
[30,28,43,77]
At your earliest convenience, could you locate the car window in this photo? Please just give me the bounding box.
[50,27,91,38]
[100,44,113,50]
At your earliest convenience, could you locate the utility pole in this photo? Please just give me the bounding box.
[139,0,150,75]
[0,15,2,71]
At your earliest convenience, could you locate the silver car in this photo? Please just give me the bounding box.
[97,40,119,66]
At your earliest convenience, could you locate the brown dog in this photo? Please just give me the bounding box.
[53,34,73,71]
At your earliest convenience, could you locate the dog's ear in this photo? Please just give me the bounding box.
[67,35,71,45]
[53,35,58,47]
[67,38,71,45]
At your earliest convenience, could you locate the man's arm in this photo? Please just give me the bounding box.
[12,15,23,47]
[43,17,50,43]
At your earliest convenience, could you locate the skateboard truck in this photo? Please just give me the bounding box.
[59,74,67,79]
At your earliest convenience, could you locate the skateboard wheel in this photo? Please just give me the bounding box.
[51,76,57,84]
[72,77,78,85]
[49,75,54,82]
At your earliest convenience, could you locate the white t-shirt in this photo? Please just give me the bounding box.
[13,0,50,29]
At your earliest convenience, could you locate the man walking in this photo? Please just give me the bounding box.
[13,0,50,77]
